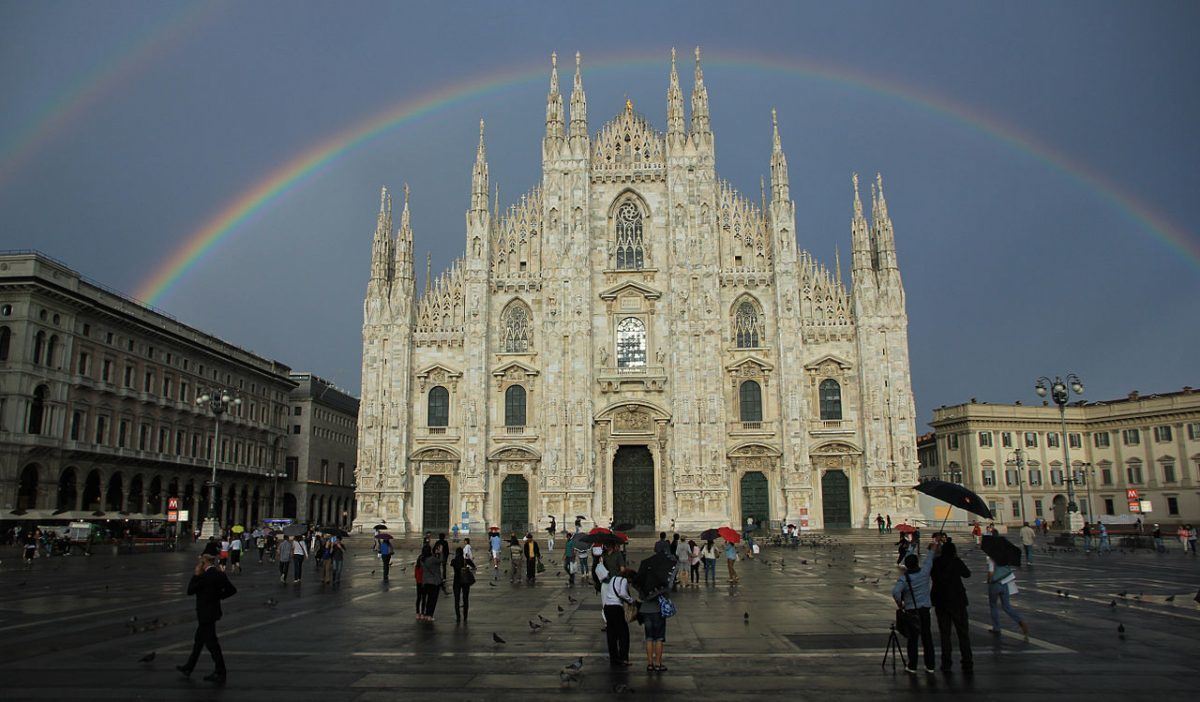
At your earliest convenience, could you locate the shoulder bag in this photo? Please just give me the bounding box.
[896,573,920,638]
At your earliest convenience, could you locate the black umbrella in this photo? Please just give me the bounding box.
[576,532,626,547]
[635,552,677,598]
[913,480,992,532]
[981,535,1022,567]
[699,528,721,542]
[282,524,307,537]
[614,522,636,533]
[372,523,388,531]
[323,528,350,538]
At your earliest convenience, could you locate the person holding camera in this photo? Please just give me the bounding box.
[892,540,937,675]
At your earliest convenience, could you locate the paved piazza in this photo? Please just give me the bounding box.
[2,532,1197,701]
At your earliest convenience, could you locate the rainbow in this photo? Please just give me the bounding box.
[136,50,1199,304]
[0,2,226,188]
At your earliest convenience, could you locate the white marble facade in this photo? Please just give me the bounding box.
[354,50,919,534]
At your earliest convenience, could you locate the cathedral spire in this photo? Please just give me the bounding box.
[872,172,898,271]
[545,52,564,146]
[769,108,790,203]
[369,185,393,288]
[569,51,588,143]
[471,119,489,212]
[392,183,414,291]
[666,47,685,139]
[399,183,412,241]
[690,46,710,136]
[424,251,431,297]
[851,172,874,275]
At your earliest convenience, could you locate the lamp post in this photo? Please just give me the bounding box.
[1035,374,1084,532]
[1078,462,1095,522]
[1007,448,1028,526]
[264,470,286,519]
[196,388,241,538]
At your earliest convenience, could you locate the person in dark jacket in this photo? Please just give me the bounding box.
[450,546,476,623]
[177,553,237,683]
[929,540,973,672]
[421,547,444,621]
[523,532,541,583]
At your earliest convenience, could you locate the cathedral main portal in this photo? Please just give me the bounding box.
[612,445,655,531]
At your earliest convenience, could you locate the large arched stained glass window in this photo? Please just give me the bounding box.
[734,300,761,348]
[819,379,842,420]
[615,317,646,369]
[739,380,763,423]
[427,386,449,427]
[500,302,532,353]
[614,201,645,270]
[504,385,526,427]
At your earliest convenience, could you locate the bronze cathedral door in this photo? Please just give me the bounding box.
[612,445,655,530]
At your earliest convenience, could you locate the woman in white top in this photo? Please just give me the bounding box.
[700,540,718,585]
[598,563,633,667]
[291,537,308,583]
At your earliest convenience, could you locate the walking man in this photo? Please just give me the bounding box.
[523,532,541,583]
[876,513,885,534]
[291,534,308,583]
[379,536,394,582]
[177,553,236,683]
[277,535,293,583]
[1019,522,1036,565]
[1098,522,1112,554]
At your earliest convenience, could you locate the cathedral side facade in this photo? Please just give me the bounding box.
[354,50,920,534]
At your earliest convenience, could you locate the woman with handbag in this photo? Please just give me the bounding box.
[597,562,634,667]
[891,545,937,675]
[450,546,476,623]
[636,578,671,672]
[986,556,1029,640]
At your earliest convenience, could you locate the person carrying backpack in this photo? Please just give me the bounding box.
[378,537,394,582]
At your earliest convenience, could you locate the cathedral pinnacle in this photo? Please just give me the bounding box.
[691,46,710,135]
[851,172,874,276]
[471,120,489,211]
[545,52,564,143]
[400,182,411,236]
[569,51,588,141]
[769,109,789,203]
[872,172,898,272]
[666,47,685,137]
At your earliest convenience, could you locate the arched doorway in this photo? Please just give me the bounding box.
[612,446,655,530]
[82,470,102,512]
[501,474,529,533]
[105,473,123,512]
[57,467,77,512]
[147,476,163,514]
[128,475,144,514]
[740,471,769,527]
[283,493,298,519]
[1051,494,1067,527]
[423,475,450,532]
[821,470,851,528]
[17,464,38,510]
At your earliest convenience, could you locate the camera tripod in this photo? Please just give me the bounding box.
[882,622,907,671]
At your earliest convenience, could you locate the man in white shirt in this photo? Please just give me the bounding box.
[462,538,474,562]
[598,562,633,667]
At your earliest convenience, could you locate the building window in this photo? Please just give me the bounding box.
[819,379,842,421]
[615,317,646,369]
[321,460,329,483]
[337,462,345,485]
[1068,433,1082,449]
[0,326,10,361]
[1011,499,1021,518]
[1047,432,1060,448]
[1050,467,1064,485]
[1167,496,1179,516]
[947,464,963,484]
[176,430,184,456]
[982,469,996,486]
[1080,498,1090,517]
[739,380,763,423]
[733,300,761,348]
[613,201,645,270]
[1153,425,1172,443]
[1001,432,1012,448]
[94,415,107,445]
[504,385,527,427]
[1034,499,1043,517]
[1024,432,1038,448]
[77,351,89,375]
[1125,461,1143,484]
[139,425,149,450]
[1162,463,1176,483]
[1100,466,1113,485]
[285,456,298,481]
[123,365,133,387]
[291,424,301,435]
[500,301,533,353]
[28,385,49,434]
[427,386,450,427]
[1188,423,1200,441]
[294,406,302,416]
[1028,468,1042,486]
[70,410,82,441]
[978,432,992,448]
[947,434,959,450]
[1093,432,1110,448]
[1104,497,1114,515]
[144,371,154,393]
[1122,429,1140,446]
[118,420,128,448]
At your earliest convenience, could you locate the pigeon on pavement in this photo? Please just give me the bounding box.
[492,632,506,644]
[138,652,156,663]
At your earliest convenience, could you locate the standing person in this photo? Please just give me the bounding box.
[723,539,739,584]
[489,531,502,576]
[218,536,230,571]
[421,546,444,621]
[635,571,670,672]
[1187,525,1197,555]
[414,547,427,619]
[599,563,634,667]
[291,534,308,583]
[508,536,523,583]
[330,537,345,585]
[1081,522,1093,553]
[986,556,1029,640]
[451,523,460,543]
[1178,525,1190,553]
[892,546,937,675]
[971,523,982,546]
[450,546,476,623]
[574,537,590,585]
[654,532,671,556]
[277,536,293,583]
[1152,524,1165,553]
[564,532,578,587]
[1098,523,1112,554]
[546,516,557,552]
[435,533,450,583]
[743,517,756,556]
[886,515,893,533]
[1019,522,1036,565]
[22,531,37,568]
[701,540,717,585]
[876,514,885,534]
[320,537,334,585]
[462,537,473,564]
[673,535,690,589]
[229,535,243,575]
[686,540,701,587]
[897,532,917,564]
[176,553,236,684]
[378,536,394,581]
[930,541,973,672]
[523,532,541,583]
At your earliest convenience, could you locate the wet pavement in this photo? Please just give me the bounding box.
[1,531,1198,700]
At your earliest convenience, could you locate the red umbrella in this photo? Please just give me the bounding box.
[895,524,917,534]
[589,526,613,535]
[718,526,741,543]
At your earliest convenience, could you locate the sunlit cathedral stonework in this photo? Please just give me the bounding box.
[354,50,919,534]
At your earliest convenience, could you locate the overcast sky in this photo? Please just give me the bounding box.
[2,1,1197,428]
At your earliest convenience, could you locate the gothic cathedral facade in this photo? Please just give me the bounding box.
[354,50,920,534]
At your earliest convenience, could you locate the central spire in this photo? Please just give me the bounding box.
[471,119,488,212]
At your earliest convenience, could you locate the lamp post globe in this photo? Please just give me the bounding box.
[1034,373,1084,533]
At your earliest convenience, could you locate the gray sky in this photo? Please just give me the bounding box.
[2,1,1197,428]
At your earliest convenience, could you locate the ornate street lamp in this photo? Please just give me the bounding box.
[196,388,241,538]
[1035,374,1084,531]
[264,469,287,518]
[1006,448,1028,525]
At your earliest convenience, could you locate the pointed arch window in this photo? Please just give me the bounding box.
[739,380,763,423]
[500,301,532,353]
[734,300,761,348]
[504,385,527,427]
[427,386,449,427]
[614,201,645,270]
[615,317,646,369]
[819,379,842,421]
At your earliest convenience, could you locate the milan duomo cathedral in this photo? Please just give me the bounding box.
[353,49,920,535]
